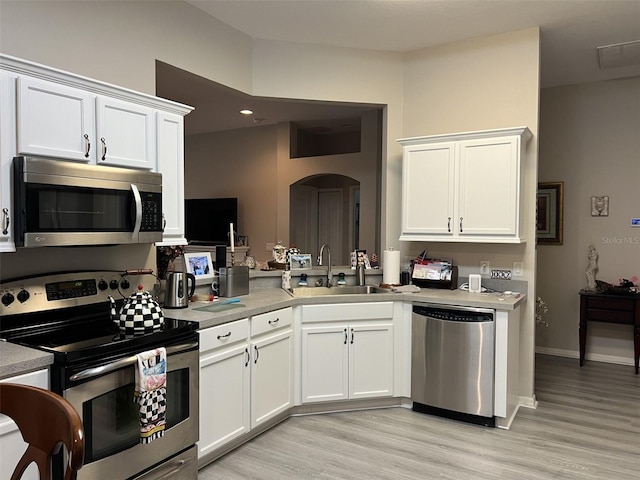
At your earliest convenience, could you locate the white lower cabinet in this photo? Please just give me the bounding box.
[250,328,293,427]
[0,369,49,480]
[300,302,395,404]
[198,307,293,459]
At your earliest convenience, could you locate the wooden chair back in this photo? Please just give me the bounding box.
[0,383,84,480]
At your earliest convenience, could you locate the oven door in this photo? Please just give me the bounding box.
[63,342,198,480]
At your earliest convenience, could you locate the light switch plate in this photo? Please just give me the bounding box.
[513,262,524,276]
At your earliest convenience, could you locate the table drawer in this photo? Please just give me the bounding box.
[200,318,249,352]
[587,296,634,311]
[587,309,634,324]
[251,307,292,337]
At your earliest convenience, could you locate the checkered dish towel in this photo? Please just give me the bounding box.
[134,347,167,444]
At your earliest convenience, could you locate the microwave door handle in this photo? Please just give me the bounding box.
[68,342,198,382]
[131,183,142,238]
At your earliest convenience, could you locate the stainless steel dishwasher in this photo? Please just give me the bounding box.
[411,304,495,426]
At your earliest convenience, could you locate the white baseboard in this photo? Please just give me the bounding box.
[535,346,635,367]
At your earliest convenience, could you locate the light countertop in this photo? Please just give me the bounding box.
[1,286,526,378]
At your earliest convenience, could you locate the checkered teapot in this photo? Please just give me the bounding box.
[109,285,165,333]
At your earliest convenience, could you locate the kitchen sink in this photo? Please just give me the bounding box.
[288,285,390,297]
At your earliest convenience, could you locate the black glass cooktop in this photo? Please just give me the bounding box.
[1,302,198,364]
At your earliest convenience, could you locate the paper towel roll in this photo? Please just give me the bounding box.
[382,249,401,285]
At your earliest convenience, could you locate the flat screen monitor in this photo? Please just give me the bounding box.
[184,198,238,245]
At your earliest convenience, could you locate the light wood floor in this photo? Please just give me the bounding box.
[198,355,640,479]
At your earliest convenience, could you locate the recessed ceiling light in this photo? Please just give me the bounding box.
[240,109,253,115]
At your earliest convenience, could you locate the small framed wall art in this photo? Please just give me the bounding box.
[591,196,609,216]
[536,182,564,245]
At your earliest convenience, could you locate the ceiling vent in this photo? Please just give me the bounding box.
[597,40,640,69]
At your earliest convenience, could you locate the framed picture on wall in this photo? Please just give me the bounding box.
[536,182,564,245]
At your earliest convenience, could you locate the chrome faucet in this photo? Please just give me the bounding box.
[317,244,333,287]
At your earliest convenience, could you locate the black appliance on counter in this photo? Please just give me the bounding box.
[0,271,199,480]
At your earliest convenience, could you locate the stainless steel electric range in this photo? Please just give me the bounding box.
[0,271,199,480]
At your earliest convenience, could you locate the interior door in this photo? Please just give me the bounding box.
[318,189,343,265]
[289,184,318,258]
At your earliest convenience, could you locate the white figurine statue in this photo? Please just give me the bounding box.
[585,244,598,291]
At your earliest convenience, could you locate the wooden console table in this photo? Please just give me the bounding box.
[579,291,640,374]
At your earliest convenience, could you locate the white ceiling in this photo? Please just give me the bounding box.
[159,0,640,135]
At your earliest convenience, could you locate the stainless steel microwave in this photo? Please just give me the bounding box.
[13,156,163,247]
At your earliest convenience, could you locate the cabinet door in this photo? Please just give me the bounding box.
[301,325,349,403]
[401,142,456,238]
[0,370,48,480]
[156,112,186,245]
[96,97,155,170]
[349,323,394,399]
[16,76,94,162]
[251,329,293,428]
[0,72,15,252]
[458,137,519,236]
[198,343,250,458]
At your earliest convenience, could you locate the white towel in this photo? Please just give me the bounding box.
[134,347,167,444]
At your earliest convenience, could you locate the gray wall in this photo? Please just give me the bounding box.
[537,77,640,365]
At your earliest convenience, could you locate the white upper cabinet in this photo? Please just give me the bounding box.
[156,112,186,245]
[96,97,155,169]
[398,127,532,243]
[0,72,16,252]
[17,76,94,162]
[17,76,156,169]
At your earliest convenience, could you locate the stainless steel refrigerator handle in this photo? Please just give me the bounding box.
[69,342,198,382]
[131,183,142,238]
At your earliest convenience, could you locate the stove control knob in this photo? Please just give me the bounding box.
[120,279,130,290]
[17,289,30,303]
[2,292,14,306]
[98,280,109,291]
[109,279,119,290]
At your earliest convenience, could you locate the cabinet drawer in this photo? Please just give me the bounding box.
[302,302,394,323]
[251,307,293,337]
[200,318,249,353]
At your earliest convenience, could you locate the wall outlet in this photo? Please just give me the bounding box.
[513,262,524,276]
[266,242,275,252]
[491,269,512,280]
[480,261,491,275]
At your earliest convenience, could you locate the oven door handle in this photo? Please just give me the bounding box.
[69,342,198,382]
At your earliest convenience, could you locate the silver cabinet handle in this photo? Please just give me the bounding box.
[268,318,279,325]
[84,133,91,158]
[1,208,9,236]
[447,217,451,233]
[344,328,348,344]
[100,137,107,161]
[217,332,231,340]
[244,348,250,367]
[162,213,167,231]
[131,184,142,239]
[459,217,464,233]
[350,328,354,344]
[254,345,259,364]
[69,342,198,382]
